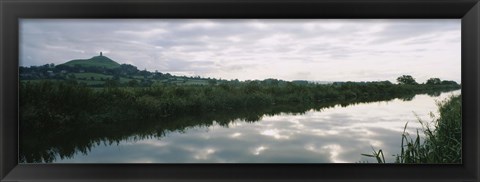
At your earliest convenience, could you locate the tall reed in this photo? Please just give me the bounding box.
[363,94,461,163]
[395,95,461,163]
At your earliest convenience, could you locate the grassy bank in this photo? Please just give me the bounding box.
[396,94,462,163]
[363,94,462,163]
[20,80,460,124]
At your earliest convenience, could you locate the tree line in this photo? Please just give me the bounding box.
[19,63,216,86]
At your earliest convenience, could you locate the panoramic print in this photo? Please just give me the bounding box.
[19,19,461,163]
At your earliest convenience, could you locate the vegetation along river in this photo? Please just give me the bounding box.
[21,88,460,163]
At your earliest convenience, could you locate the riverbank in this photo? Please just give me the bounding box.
[20,80,460,163]
[20,80,460,123]
[363,94,462,163]
[395,94,462,163]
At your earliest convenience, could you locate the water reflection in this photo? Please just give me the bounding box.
[20,89,460,163]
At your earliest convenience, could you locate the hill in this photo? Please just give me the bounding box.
[61,53,120,69]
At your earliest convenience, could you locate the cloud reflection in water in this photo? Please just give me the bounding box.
[56,90,460,163]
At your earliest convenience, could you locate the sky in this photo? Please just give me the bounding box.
[20,19,461,83]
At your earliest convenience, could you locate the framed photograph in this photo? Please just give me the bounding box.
[1,0,479,181]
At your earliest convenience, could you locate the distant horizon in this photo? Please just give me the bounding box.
[20,52,460,84]
[20,19,461,83]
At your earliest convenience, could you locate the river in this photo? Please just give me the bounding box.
[47,90,461,163]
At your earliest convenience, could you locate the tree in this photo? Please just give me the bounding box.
[127,80,139,87]
[208,79,217,85]
[67,74,76,79]
[119,64,139,76]
[113,74,120,81]
[441,80,458,85]
[139,69,151,78]
[426,78,441,85]
[397,75,417,85]
[105,79,119,87]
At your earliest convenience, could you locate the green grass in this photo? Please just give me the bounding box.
[21,79,62,83]
[61,55,120,69]
[73,73,113,80]
[395,94,461,163]
[132,76,145,79]
[361,147,386,163]
[77,80,105,86]
[73,72,143,84]
[119,77,138,83]
[183,79,209,85]
[362,94,462,163]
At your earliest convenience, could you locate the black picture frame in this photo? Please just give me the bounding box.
[1,0,479,181]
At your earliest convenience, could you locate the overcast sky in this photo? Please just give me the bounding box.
[20,19,461,83]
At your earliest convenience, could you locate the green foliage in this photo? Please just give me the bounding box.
[74,72,113,79]
[127,79,139,87]
[61,55,120,69]
[362,95,461,164]
[19,79,460,163]
[395,95,461,163]
[397,75,418,85]
[104,79,120,88]
[426,78,441,85]
[441,80,459,85]
[362,147,386,163]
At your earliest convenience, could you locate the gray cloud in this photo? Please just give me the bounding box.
[20,19,460,83]
[370,19,460,44]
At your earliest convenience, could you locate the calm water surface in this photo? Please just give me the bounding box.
[54,90,460,163]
